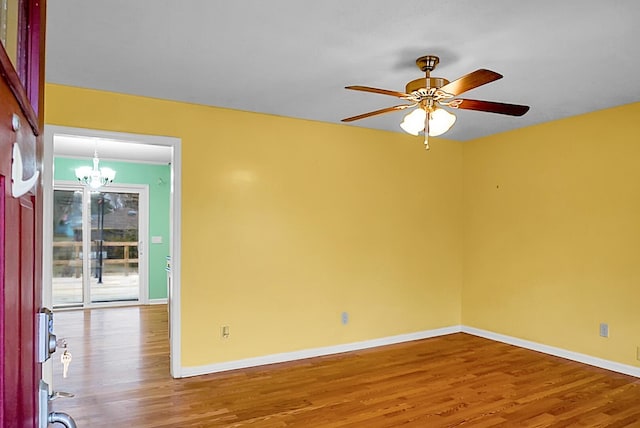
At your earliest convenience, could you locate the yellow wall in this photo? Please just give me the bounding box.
[45,83,639,369]
[45,84,464,367]
[463,103,640,367]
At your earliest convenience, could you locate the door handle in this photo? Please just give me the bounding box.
[50,390,75,401]
[39,380,77,428]
[48,412,77,428]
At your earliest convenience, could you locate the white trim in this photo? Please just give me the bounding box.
[180,326,461,378]
[43,125,183,379]
[76,301,140,309]
[180,324,640,379]
[148,298,168,305]
[169,133,182,378]
[42,129,54,311]
[462,326,640,378]
[41,127,54,390]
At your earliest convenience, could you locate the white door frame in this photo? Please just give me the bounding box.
[43,125,183,378]
[52,181,149,307]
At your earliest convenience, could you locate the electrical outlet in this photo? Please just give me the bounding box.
[222,325,230,339]
[341,312,349,325]
[636,346,640,361]
[599,323,609,338]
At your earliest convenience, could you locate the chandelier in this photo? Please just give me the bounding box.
[75,149,116,189]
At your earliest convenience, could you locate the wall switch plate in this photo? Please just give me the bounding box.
[599,323,609,338]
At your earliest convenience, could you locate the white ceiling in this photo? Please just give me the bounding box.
[45,0,640,154]
[53,134,172,164]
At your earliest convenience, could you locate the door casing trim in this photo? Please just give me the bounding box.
[43,125,183,378]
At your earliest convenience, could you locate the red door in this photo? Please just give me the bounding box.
[0,1,46,427]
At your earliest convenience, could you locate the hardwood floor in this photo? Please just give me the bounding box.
[51,305,640,427]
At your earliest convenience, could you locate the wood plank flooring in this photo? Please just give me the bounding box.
[51,305,640,427]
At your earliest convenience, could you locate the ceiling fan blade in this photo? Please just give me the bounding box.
[345,85,411,99]
[438,69,503,96]
[341,104,416,122]
[450,99,530,116]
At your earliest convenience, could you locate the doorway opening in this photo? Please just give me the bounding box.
[43,125,183,378]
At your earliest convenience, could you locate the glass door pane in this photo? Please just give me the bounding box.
[0,0,20,68]
[89,191,140,303]
[52,190,84,307]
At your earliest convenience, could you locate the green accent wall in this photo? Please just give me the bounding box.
[54,157,171,300]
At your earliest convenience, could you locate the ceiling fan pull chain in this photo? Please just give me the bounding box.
[424,111,430,150]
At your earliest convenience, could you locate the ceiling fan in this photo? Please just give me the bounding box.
[342,55,530,149]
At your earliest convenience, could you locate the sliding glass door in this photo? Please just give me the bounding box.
[52,184,148,307]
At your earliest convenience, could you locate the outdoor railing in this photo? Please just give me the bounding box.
[52,241,138,277]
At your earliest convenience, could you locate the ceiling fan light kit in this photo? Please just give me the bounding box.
[400,107,456,137]
[342,55,530,150]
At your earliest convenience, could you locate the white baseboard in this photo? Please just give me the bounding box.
[179,325,640,379]
[180,325,461,378]
[148,298,168,305]
[462,326,640,378]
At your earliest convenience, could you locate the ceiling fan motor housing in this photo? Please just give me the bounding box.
[407,56,449,93]
[405,77,450,94]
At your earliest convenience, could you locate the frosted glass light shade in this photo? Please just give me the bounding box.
[428,108,456,136]
[400,107,457,137]
[400,108,427,135]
